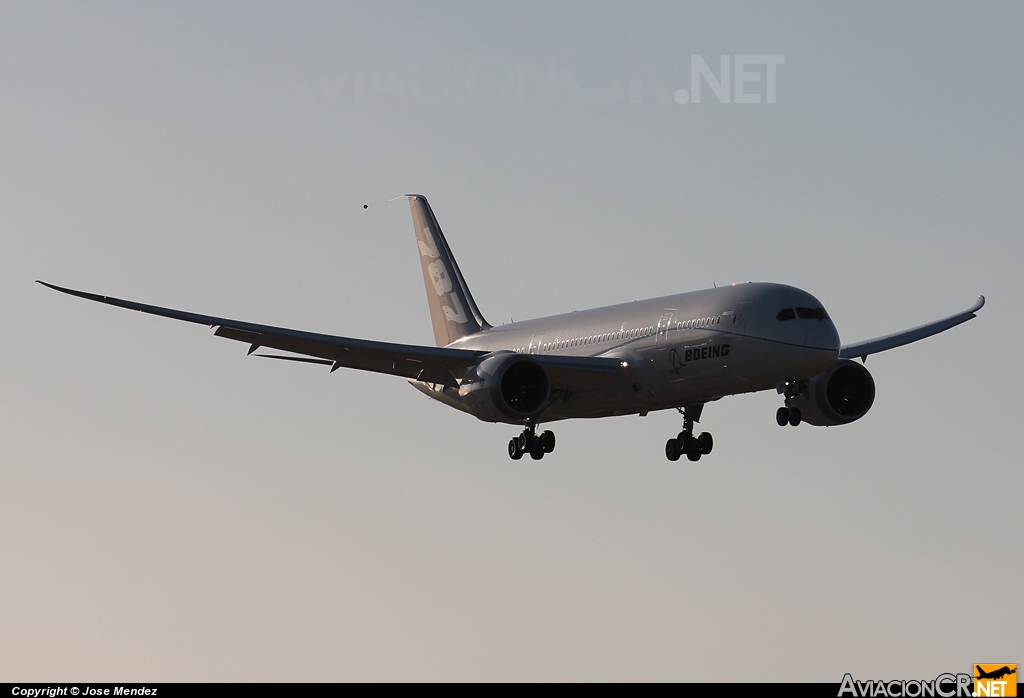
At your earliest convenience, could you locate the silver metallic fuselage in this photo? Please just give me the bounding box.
[414,282,841,421]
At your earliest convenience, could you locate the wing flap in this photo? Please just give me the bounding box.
[839,296,985,360]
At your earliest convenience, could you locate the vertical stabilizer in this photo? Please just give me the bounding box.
[407,195,490,347]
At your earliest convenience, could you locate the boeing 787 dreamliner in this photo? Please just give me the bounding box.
[40,195,984,461]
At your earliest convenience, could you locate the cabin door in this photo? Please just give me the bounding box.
[656,310,676,344]
[732,301,754,335]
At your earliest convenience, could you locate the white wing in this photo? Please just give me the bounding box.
[839,296,985,360]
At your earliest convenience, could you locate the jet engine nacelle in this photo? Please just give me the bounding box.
[458,352,552,423]
[789,359,875,426]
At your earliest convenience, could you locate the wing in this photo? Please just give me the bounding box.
[38,281,623,390]
[38,281,484,381]
[839,296,985,361]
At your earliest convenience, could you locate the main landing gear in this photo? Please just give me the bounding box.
[776,406,801,427]
[776,381,802,427]
[665,405,713,462]
[508,422,556,460]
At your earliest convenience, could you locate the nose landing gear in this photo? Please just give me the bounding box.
[665,405,713,462]
[508,422,556,460]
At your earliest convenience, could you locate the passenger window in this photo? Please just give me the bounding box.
[796,307,817,319]
[776,308,796,321]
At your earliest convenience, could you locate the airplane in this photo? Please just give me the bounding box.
[39,195,985,462]
[975,666,1016,681]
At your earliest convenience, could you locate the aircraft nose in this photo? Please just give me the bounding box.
[806,320,840,351]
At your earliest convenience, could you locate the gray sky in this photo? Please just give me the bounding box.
[2,1,1021,681]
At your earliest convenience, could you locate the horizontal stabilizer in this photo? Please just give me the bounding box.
[839,296,984,360]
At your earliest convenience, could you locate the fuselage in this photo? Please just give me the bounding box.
[418,282,841,421]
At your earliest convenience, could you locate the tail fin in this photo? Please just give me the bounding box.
[407,195,490,347]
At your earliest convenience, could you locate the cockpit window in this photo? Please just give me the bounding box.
[776,308,796,321]
[793,307,830,320]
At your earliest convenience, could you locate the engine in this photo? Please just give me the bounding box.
[789,359,875,426]
[458,352,552,423]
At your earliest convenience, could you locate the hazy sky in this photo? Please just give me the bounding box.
[2,1,1021,681]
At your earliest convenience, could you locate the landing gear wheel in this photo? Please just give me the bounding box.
[672,405,709,462]
[530,448,545,460]
[540,430,556,453]
[508,438,523,460]
[776,406,789,427]
[697,432,713,455]
[788,407,801,427]
[676,432,693,455]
